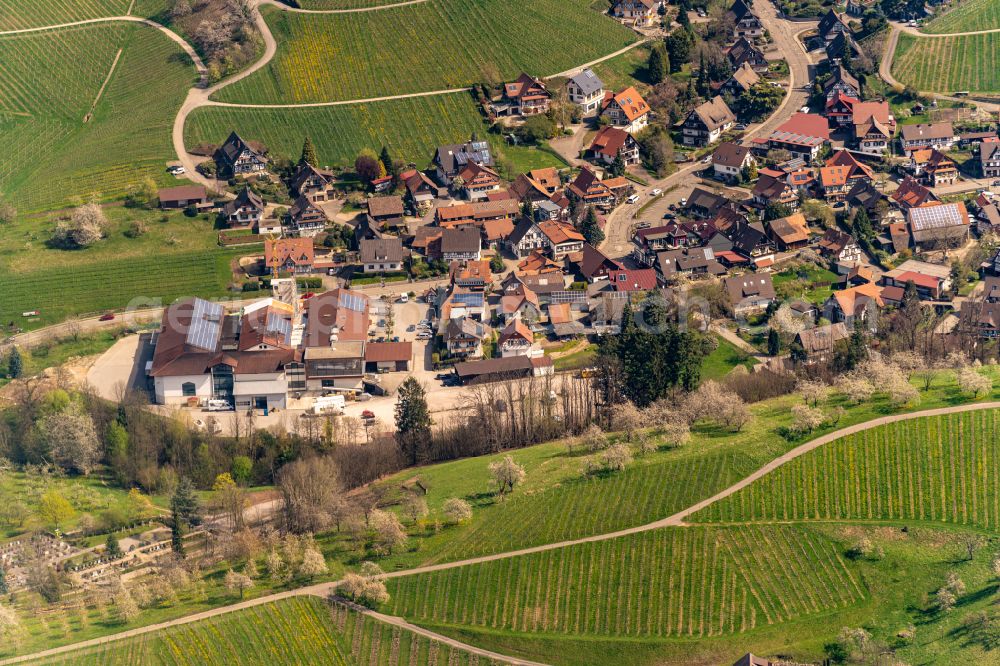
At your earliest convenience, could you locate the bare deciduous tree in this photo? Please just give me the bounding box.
[277,456,344,533]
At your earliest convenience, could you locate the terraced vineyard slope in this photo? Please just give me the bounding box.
[693,409,1000,526]
[0,0,129,31]
[186,94,489,168]
[922,0,1000,33]
[0,23,196,212]
[36,596,516,666]
[213,0,638,104]
[891,32,1000,93]
[385,526,866,638]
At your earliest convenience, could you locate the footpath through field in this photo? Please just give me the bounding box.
[9,400,1000,665]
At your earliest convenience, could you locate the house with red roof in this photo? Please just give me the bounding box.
[881,259,951,300]
[499,73,551,116]
[607,267,659,292]
[891,176,941,210]
[498,319,536,357]
[587,126,640,166]
[765,113,831,162]
[601,86,651,133]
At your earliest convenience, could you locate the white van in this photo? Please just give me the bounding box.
[626,194,640,204]
[206,399,232,412]
[398,293,409,303]
[313,395,346,415]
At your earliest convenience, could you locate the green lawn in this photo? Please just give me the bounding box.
[0,0,129,30]
[0,23,197,213]
[590,42,653,94]
[702,335,757,380]
[923,0,1000,33]
[213,0,638,104]
[892,32,1000,94]
[772,265,838,304]
[0,328,139,389]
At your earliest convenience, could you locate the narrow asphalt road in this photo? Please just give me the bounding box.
[598,4,816,259]
[9,400,1000,664]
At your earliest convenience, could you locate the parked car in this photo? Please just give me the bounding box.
[626,194,640,204]
[435,373,452,381]
[650,188,662,196]
[361,409,375,420]
[734,123,747,130]
[637,222,651,229]
[167,165,186,175]
[99,313,115,321]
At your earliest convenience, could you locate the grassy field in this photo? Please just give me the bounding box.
[923,0,1000,33]
[590,42,653,95]
[187,95,563,172]
[386,525,865,638]
[693,408,1000,526]
[0,0,129,30]
[213,0,637,104]
[892,32,1000,93]
[702,336,757,380]
[0,23,196,213]
[0,205,234,329]
[0,470,150,539]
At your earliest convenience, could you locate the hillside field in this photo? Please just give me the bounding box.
[0,23,195,213]
[923,0,1000,33]
[316,368,1000,573]
[37,596,512,665]
[0,0,129,31]
[295,0,415,8]
[892,32,1000,93]
[386,525,865,638]
[186,94,564,171]
[0,248,240,329]
[213,0,638,104]
[693,408,1000,526]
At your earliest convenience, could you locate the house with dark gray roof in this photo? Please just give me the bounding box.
[359,238,404,272]
[567,68,605,113]
[433,138,494,185]
[214,131,268,178]
[222,186,264,228]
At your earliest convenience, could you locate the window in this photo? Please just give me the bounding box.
[181,382,196,397]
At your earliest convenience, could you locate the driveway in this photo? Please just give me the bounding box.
[85,333,153,401]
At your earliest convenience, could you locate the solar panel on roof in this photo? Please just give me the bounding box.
[453,293,484,306]
[186,298,223,351]
[338,292,367,312]
[265,313,292,343]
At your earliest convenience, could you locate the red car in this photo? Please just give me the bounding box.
[99,313,115,321]
[361,410,375,420]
